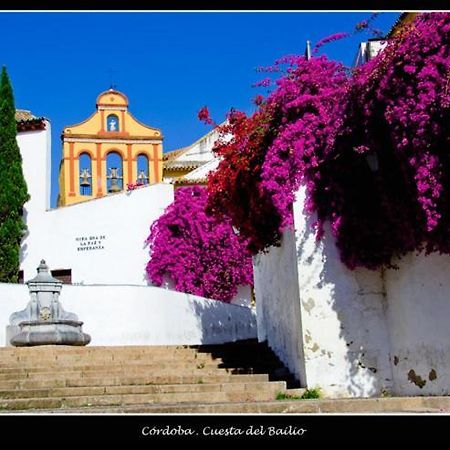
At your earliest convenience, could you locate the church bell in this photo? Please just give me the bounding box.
[79,168,91,187]
[107,167,123,193]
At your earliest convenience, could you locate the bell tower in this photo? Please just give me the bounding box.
[58,88,163,207]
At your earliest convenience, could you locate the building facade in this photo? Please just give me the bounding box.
[162,126,221,188]
[58,89,163,207]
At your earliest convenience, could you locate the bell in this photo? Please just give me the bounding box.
[137,170,148,185]
[109,177,121,193]
[107,167,123,193]
[79,168,91,187]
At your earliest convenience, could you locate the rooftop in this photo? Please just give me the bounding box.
[15,109,46,132]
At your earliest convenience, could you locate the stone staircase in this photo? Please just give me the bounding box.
[0,339,305,413]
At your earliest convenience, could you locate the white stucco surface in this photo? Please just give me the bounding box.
[181,157,220,181]
[1,282,256,347]
[254,186,393,397]
[175,127,221,163]
[253,230,306,385]
[21,182,174,286]
[292,186,392,397]
[254,183,450,397]
[384,252,450,395]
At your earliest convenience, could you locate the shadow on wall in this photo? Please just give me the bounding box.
[189,297,256,345]
[296,204,393,398]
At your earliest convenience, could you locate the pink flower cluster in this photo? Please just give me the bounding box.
[127,182,144,191]
[207,12,450,271]
[260,56,349,233]
[325,12,450,268]
[197,106,215,126]
[146,186,253,302]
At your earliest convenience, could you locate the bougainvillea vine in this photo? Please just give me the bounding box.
[146,186,253,302]
[206,13,450,271]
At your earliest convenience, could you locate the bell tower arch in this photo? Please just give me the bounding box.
[58,88,163,207]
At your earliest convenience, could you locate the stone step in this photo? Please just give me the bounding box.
[0,345,196,354]
[11,396,448,414]
[0,343,276,359]
[0,373,269,390]
[0,387,295,411]
[0,356,281,368]
[0,347,201,359]
[0,355,282,368]
[0,360,232,373]
[0,340,302,413]
[0,352,215,364]
[0,365,276,381]
[0,380,287,399]
[0,354,281,367]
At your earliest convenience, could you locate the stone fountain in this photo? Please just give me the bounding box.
[9,260,90,346]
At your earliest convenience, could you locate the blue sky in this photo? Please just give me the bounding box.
[0,12,399,207]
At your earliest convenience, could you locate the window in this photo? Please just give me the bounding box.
[51,269,72,284]
[107,114,119,132]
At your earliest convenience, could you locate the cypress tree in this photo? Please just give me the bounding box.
[0,67,29,282]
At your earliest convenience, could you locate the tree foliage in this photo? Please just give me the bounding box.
[0,67,29,282]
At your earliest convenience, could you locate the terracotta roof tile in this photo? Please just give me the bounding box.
[15,110,46,132]
[15,110,36,122]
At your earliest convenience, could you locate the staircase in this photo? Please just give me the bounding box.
[0,339,304,413]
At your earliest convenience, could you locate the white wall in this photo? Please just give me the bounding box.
[20,183,174,286]
[17,122,52,214]
[254,186,393,397]
[254,184,450,397]
[253,230,306,385]
[292,187,393,397]
[384,252,450,395]
[1,283,256,347]
[177,127,221,163]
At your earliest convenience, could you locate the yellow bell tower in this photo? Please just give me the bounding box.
[58,89,163,207]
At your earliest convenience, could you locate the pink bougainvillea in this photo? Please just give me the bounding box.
[326,12,450,268]
[146,186,253,302]
[206,12,450,270]
[207,54,349,253]
[197,106,215,126]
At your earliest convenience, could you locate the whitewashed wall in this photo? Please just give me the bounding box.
[17,123,52,214]
[254,186,393,397]
[253,229,306,385]
[175,127,221,163]
[0,283,256,347]
[384,252,450,396]
[20,182,174,286]
[254,184,450,397]
[292,187,393,397]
